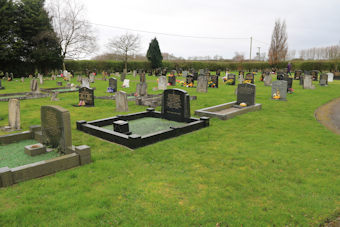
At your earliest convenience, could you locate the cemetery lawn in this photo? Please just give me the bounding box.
[0,73,339,226]
[0,139,59,168]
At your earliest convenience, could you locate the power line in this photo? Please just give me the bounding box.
[89,22,251,41]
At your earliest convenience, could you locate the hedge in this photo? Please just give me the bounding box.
[64,60,340,74]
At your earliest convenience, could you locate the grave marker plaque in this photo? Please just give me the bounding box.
[236,83,256,106]
[197,76,208,93]
[41,105,72,153]
[79,87,94,106]
[161,89,190,122]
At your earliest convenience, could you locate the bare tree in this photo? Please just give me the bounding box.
[107,33,140,72]
[268,19,288,65]
[47,0,97,69]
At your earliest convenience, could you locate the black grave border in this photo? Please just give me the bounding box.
[76,108,209,149]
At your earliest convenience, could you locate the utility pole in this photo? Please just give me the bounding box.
[249,36,253,60]
[257,47,261,61]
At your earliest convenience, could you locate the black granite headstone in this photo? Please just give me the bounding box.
[168,75,176,86]
[236,83,256,106]
[108,78,117,92]
[161,89,190,122]
[79,87,94,106]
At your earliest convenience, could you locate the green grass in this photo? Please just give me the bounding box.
[0,73,339,226]
[0,139,59,168]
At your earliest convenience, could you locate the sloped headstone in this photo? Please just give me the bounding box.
[41,105,72,154]
[8,99,20,130]
[196,76,208,93]
[158,76,167,90]
[116,91,128,112]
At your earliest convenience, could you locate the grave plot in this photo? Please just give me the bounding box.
[40,86,79,94]
[0,92,48,102]
[0,105,91,188]
[195,83,262,120]
[77,89,209,149]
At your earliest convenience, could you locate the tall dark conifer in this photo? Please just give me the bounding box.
[146,38,163,69]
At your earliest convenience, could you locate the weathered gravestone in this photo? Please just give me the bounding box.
[77,76,82,82]
[227,74,236,85]
[236,83,256,106]
[263,73,272,86]
[311,70,319,81]
[303,75,315,89]
[120,71,126,82]
[299,75,304,86]
[79,87,94,106]
[319,73,328,86]
[122,79,129,88]
[182,71,188,77]
[158,76,167,90]
[41,105,72,154]
[168,75,176,86]
[38,74,43,84]
[81,78,90,88]
[196,76,208,93]
[140,73,146,83]
[51,92,59,101]
[116,91,128,112]
[30,78,39,92]
[272,80,288,101]
[51,75,57,80]
[133,70,137,77]
[89,74,95,83]
[8,99,20,130]
[209,75,219,88]
[21,77,24,83]
[294,70,302,80]
[136,82,147,96]
[238,74,244,84]
[107,78,117,93]
[161,89,190,122]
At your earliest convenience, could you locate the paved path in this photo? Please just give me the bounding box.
[315,97,340,227]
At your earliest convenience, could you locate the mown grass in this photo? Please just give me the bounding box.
[0,73,339,226]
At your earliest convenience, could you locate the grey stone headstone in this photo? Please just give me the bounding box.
[199,69,204,75]
[30,78,39,92]
[41,105,72,154]
[264,74,272,86]
[136,82,148,96]
[51,92,59,101]
[197,76,208,93]
[236,83,256,106]
[140,73,146,83]
[158,76,167,90]
[51,75,56,80]
[238,74,244,84]
[161,88,190,122]
[89,74,95,83]
[81,78,90,88]
[182,71,188,77]
[120,72,126,82]
[319,74,328,86]
[133,70,137,77]
[21,77,24,83]
[116,91,128,112]
[8,99,20,130]
[272,80,288,100]
[303,75,315,89]
[77,76,82,82]
[38,74,43,84]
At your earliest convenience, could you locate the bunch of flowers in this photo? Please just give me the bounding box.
[78,100,86,106]
[208,81,216,87]
[243,80,252,84]
[107,87,115,93]
[288,88,294,93]
[224,79,234,85]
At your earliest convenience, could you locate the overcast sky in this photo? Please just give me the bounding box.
[55,0,340,59]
